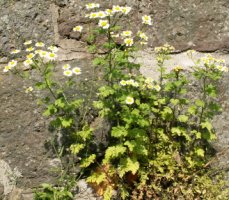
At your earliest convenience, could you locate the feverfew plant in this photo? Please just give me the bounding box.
[3,2,229,200]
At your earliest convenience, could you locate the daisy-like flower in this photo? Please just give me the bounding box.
[89,12,99,19]
[26,47,34,52]
[35,49,42,55]
[98,11,107,18]
[72,67,81,75]
[39,50,48,58]
[98,20,110,29]
[3,65,11,73]
[145,77,153,84]
[138,31,149,41]
[125,96,134,105]
[8,60,17,68]
[154,85,161,92]
[63,70,73,77]
[10,49,21,54]
[23,59,33,67]
[173,65,183,72]
[24,40,32,45]
[120,80,127,86]
[132,82,139,87]
[111,32,120,38]
[146,83,154,89]
[126,79,135,85]
[112,5,121,13]
[86,3,100,10]
[73,25,83,32]
[26,53,35,59]
[25,86,33,93]
[48,46,59,53]
[142,15,152,25]
[216,65,228,72]
[121,31,132,38]
[105,9,113,16]
[62,64,71,70]
[121,6,131,15]
[46,52,57,61]
[124,38,134,46]
[35,42,45,47]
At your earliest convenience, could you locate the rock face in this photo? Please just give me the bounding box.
[1,0,229,55]
[0,0,229,199]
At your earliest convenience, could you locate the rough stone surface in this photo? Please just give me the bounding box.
[1,0,229,55]
[0,0,229,199]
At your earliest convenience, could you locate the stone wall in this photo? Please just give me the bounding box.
[1,0,229,57]
[0,0,229,199]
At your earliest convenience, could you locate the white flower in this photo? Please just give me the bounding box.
[121,31,132,38]
[62,64,71,70]
[10,49,21,54]
[154,85,161,92]
[46,52,57,61]
[35,42,45,47]
[3,65,11,73]
[105,9,113,16]
[89,12,99,18]
[48,46,59,52]
[72,67,81,75]
[73,25,83,32]
[142,15,152,25]
[26,47,34,52]
[138,31,148,41]
[39,50,48,58]
[23,59,33,67]
[145,77,153,84]
[125,96,134,105]
[132,82,139,87]
[24,40,32,45]
[8,60,17,68]
[126,79,135,85]
[25,86,33,93]
[35,49,42,54]
[112,5,121,13]
[26,53,35,59]
[111,32,120,38]
[120,80,127,86]
[216,65,228,72]
[124,38,134,46]
[121,6,132,15]
[86,3,100,10]
[98,11,107,18]
[63,70,73,77]
[98,20,110,29]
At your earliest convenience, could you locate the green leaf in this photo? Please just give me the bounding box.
[60,117,73,128]
[80,154,96,168]
[170,98,179,106]
[119,157,140,178]
[43,104,57,116]
[111,126,128,138]
[104,145,126,163]
[195,99,205,107]
[188,105,197,115]
[195,148,205,157]
[201,121,212,132]
[178,115,189,123]
[77,126,93,141]
[103,186,113,200]
[70,144,84,154]
[55,98,65,108]
[35,82,47,90]
[161,106,173,120]
[87,172,106,185]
